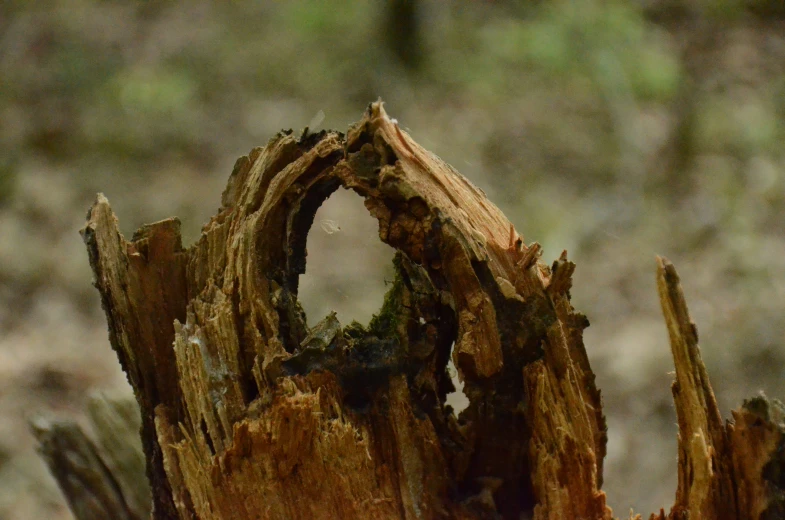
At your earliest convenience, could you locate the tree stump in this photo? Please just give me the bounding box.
[67,102,784,519]
[32,392,150,520]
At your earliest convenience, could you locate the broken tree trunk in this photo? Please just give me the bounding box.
[654,258,785,520]
[68,102,784,519]
[32,393,150,520]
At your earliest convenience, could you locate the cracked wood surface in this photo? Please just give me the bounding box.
[32,394,150,520]
[654,257,784,520]
[81,102,608,519]
[72,102,784,519]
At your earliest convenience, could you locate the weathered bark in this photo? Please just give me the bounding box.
[45,102,783,519]
[653,257,785,520]
[32,393,149,520]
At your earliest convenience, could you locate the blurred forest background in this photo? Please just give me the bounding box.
[2,1,785,518]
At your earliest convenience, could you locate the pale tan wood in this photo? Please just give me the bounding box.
[653,257,784,520]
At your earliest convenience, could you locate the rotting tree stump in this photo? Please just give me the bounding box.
[45,102,783,519]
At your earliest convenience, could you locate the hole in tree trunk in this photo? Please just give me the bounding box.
[298,188,396,327]
[445,342,469,415]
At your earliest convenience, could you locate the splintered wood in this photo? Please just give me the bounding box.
[32,393,150,520]
[654,257,784,520]
[72,102,783,519]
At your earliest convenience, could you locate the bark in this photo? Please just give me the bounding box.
[653,257,785,520]
[32,393,150,520]
[40,102,784,519]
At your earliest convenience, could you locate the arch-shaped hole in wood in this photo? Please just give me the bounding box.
[271,154,461,418]
[298,187,396,328]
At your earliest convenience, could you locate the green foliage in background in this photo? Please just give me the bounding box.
[1,2,785,517]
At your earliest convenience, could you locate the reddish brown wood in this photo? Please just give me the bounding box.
[62,103,784,519]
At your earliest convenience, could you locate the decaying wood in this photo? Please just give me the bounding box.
[47,102,782,519]
[653,257,785,520]
[32,393,149,520]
